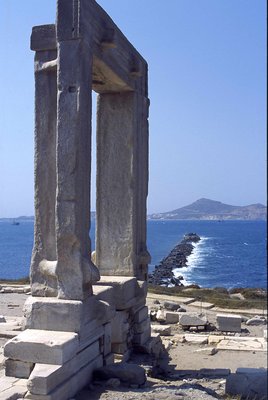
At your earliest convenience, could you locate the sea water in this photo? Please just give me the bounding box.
[0,219,266,289]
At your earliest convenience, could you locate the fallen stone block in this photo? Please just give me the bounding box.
[194,347,218,355]
[93,362,146,386]
[163,301,180,311]
[208,335,225,345]
[151,324,171,336]
[4,329,78,365]
[216,313,241,332]
[164,311,180,324]
[0,315,6,322]
[246,316,267,326]
[184,334,208,344]
[155,309,165,322]
[217,337,266,352]
[226,368,267,399]
[179,313,207,329]
[5,359,34,379]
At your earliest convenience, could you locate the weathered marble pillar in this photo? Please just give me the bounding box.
[30,26,58,297]
[95,92,150,280]
[55,18,100,300]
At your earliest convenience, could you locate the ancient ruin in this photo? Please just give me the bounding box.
[3,1,153,398]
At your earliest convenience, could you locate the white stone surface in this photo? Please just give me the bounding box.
[25,354,103,400]
[151,324,171,336]
[96,277,137,309]
[4,329,78,364]
[28,340,100,395]
[0,376,28,400]
[184,334,208,344]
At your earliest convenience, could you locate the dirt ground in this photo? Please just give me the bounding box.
[0,289,267,400]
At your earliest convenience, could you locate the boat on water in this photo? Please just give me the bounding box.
[12,220,20,226]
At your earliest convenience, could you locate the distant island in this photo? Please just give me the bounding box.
[1,199,266,222]
[148,198,267,221]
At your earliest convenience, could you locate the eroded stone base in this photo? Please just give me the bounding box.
[3,277,151,400]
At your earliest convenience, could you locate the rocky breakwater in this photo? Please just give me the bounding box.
[148,233,201,286]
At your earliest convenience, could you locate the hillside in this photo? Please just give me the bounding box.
[148,198,267,220]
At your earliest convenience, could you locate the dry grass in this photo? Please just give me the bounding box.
[148,284,267,310]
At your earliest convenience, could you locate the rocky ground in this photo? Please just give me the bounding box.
[0,286,267,400]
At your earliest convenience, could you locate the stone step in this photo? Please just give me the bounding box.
[4,329,78,365]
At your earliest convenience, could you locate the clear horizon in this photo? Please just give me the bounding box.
[0,0,266,217]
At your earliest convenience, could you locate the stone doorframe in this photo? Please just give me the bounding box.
[30,0,150,301]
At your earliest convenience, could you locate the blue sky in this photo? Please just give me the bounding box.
[0,0,266,217]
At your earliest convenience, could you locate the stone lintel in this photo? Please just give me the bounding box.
[56,0,147,95]
[31,25,57,51]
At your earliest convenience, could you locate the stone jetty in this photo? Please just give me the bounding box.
[148,233,201,286]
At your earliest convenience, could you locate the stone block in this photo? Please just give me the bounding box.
[184,334,208,344]
[96,276,137,309]
[194,347,218,355]
[23,297,83,332]
[5,359,34,379]
[163,301,180,311]
[133,327,151,345]
[164,311,180,324]
[25,354,103,400]
[27,340,100,395]
[134,317,150,334]
[111,311,129,343]
[216,314,241,332]
[92,285,115,307]
[226,368,267,399]
[179,313,207,328]
[24,296,114,334]
[104,353,114,366]
[111,342,129,354]
[79,325,104,352]
[133,306,148,323]
[208,335,225,344]
[103,323,112,356]
[4,329,78,365]
[151,324,171,336]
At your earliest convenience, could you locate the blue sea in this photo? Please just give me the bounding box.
[0,220,266,289]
